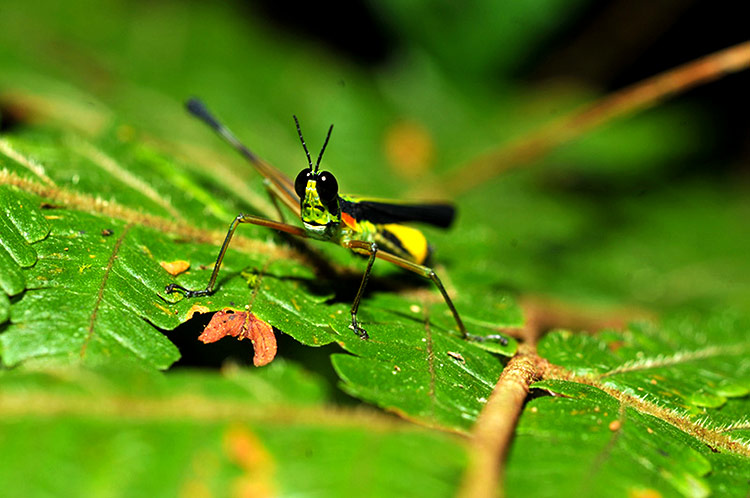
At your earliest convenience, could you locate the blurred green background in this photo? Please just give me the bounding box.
[1,1,749,495]
[3,0,748,325]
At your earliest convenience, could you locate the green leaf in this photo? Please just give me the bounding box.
[0,122,515,432]
[503,312,750,497]
[331,294,514,431]
[0,183,47,267]
[2,0,750,496]
[0,292,9,323]
[505,381,750,497]
[0,363,466,498]
[0,207,181,368]
[539,312,750,421]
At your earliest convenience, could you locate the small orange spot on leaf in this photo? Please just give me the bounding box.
[187,305,210,320]
[200,309,277,367]
[223,425,276,498]
[628,489,662,498]
[160,260,190,276]
[608,340,625,352]
[384,120,434,178]
[608,420,622,431]
[224,425,273,471]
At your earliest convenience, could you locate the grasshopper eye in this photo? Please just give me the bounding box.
[316,171,338,202]
[295,169,312,198]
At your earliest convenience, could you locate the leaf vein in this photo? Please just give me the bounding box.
[80,223,133,359]
[0,169,309,265]
[0,140,56,187]
[424,314,436,415]
[71,138,183,221]
[598,343,750,378]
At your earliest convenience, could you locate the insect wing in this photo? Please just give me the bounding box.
[341,197,456,228]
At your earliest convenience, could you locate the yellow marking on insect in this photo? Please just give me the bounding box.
[383,224,429,264]
[301,180,335,227]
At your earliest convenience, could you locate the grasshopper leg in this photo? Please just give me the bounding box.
[343,240,378,340]
[346,243,507,346]
[165,214,308,297]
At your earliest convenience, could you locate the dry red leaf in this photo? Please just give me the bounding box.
[160,259,190,276]
[199,309,277,367]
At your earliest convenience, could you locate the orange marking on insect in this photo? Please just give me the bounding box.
[342,212,357,229]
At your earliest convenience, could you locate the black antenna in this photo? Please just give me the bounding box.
[185,97,301,204]
[315,124,334,172]
[293,115,314,170]
[185,98,258,162]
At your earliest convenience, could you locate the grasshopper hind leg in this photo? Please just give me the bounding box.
[344,239,508,346]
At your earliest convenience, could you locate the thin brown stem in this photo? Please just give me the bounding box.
[458,297,551,498]
[442,40,750,196]
[458,344,548,498]
[458,295,650,497]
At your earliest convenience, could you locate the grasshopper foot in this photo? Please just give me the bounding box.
[165,284,211,298]
[349,314,370,340]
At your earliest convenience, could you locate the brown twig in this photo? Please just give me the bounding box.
[442,40,750,196]
[454,38,750,498]
[457,295,552,498]
[458,294,653,497]
[458,344,548,498]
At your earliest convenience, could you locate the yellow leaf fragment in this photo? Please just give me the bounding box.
[160,259,190,276]
[186,305,210,320]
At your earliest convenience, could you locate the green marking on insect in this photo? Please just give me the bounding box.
[165,98,509,346]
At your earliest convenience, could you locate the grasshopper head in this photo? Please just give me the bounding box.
[293,116,340,232]
[295,168,340,230]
